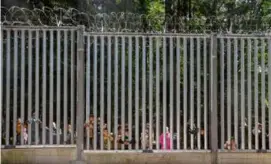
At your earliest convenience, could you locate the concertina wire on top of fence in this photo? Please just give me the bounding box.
[1,6,271,33]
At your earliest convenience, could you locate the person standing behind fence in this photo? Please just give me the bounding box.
[84,115,94,149]
[28,112,41,144]
[16,118,28,145]
[141,123,154,149]
[66,124,74,144]
[252,123,262,149]
[118,127,135,150]
[22,122,28,144]
[224,137,237,150]
[103,128,113,149]
[159,127,171,150]
[16,118,22,144]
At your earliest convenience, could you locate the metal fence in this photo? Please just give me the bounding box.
[1,26,271,152]
[1,26,78,147]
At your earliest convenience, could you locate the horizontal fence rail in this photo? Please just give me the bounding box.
[1,26,271,152]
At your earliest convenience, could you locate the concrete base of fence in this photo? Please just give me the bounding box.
[71,160,87,164]
[1,148,271,164]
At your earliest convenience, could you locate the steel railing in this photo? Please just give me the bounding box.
[1,27,271,153]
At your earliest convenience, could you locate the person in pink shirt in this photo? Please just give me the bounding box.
[159,127,171,150]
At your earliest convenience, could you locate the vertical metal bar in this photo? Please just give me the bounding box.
[162,37,167,149]
[240,38,245,149]
[155,37,160,150]
[100,35,105,150]
[114,36,119,150]
[142,36,147,150]
[227,38,231,142]
[261,38,266,150]
[42,30,46,145]
[190,37,194,149]
[128,36,133,150]
[70,31,75,145]
[121,36,125,150]
[35,30,40,145]
[268,38,271,150]
[233,38,238,148]
[0,29,3,146]
[49,30,53,145]
[203,37,207,150]
[183,37,188,150]
[6,29,10,145]
[254,38,259,150]
[169,37,174,150]
[220,37,225,149]
[176,37,181,150]
[135,36,139,150]
[85,36,91,150]
[21,30,26,145]
[107,36,112,150]
[93,35,98,150]
[56,30,61,145]
[149,37,153,150]
[63,30,68,145]
[13,30,18,145]
[196,37,201,149]
[210,34,218,164]
[76,25,85,161]
[28,30,32,145]
[247,38,252,149]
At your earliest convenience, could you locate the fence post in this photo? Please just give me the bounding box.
[75,25,85,163]
[210,34,218,164]
[0,26,2,148]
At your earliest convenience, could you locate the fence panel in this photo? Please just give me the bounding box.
[1,26,271,152]
[217,35,271,151]
[1,27,78,147]
[83,33,212,151]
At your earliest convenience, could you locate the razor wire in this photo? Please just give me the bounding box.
[1,6,271,33]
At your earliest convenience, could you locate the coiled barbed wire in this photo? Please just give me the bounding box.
[1,6,271,33]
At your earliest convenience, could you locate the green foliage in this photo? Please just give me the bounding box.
[116,0,122,4]
[43,0,77,7]
[262,0,271,16]
[147,0,165,31]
